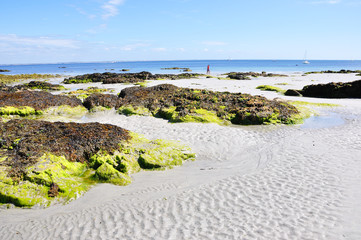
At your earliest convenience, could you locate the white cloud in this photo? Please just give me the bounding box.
[202,41,227,46]
[102,0,125,19]
[0,34,79,49]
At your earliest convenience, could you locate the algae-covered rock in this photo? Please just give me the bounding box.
[0,119,195,207]
[85,84,298,125]
[0,90,85,117]
[63,71,203,84]
[94,162,131,185]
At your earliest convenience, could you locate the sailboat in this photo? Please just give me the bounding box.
[303,50,310,64]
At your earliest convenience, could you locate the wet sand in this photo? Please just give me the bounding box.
[1,73,361,239]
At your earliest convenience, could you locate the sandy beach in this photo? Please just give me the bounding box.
[1,73,361,239]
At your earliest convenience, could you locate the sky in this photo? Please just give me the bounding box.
[0,0,361,64]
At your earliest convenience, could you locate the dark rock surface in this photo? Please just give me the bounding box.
[0,119,131,180]
[0,81,64,92]
[83,93,121,110]
[305,70,361,74]
[63,72,203,84]
[300,79,361,98]
[285,89,303,96]
[227,72,288,80]
[84,84,299,125]
[0,90,82,110]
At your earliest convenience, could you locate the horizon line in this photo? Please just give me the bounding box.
[1,58,361,66]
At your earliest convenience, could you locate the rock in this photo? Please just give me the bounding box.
[285,89,302,96]
[301,79,361,98]
[84,84,299,125]
[0,69,10,72]
[0,91,83,116]
[63,72,203,84]
[83,93,121,110]
[227,72,288,80]
[0,119,195,207]
[0,81,65,92]
[305,70,361,74]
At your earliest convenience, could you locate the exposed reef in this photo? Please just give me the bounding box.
[0,74,61,85]
[161,67,192,72]
[0,70,10,72]
[285,79,361,98]
[84,84,299,125]
[227,72,288,80]
[304,70,361,75]
[0,81,65,92]
[0,90,84,117]
[63,87,114,100]
[63,72,203,84]
[0,119,195,207]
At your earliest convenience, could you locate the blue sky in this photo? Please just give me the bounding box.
[0,0,360,64]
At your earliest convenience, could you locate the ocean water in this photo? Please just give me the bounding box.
[1,60,361,75]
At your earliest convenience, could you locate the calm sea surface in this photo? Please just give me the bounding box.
[1,60,361,75]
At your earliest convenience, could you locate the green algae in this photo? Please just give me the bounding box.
[94,162,131,185]
[117,105,152,116]
[284,101,340,124]
[43,105,88,117]
[256,85,286,93]
[0,132,195,208]
[0,106,43,116]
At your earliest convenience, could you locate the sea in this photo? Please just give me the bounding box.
[1,60,361,76]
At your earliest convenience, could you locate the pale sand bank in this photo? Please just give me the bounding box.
[1,73,361,239]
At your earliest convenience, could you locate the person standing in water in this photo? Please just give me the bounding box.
[206,65,210,75]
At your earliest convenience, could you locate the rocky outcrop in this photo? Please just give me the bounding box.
[0,90,82,110]
[0,69,10,72]
[83,93,121,110]
[227,72,288,80]
[284,89,302,96]
[305,70,361,74]
[63,72,203,84]
[300,80,361,98]
[0,119,195,207]
[84,84,299,125]
[0,81,65,92]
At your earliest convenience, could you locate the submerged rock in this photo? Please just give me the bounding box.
[0,119,195,207]
[84,84,299,125]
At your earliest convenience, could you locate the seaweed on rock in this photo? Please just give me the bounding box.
[0,119,195,207]
[63,71,203,84]
[0,90,84,117]
[84,84,299,125]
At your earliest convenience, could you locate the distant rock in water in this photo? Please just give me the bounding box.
[84,84,299,125]
[62,71,203,84]
[0,69,10,72]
